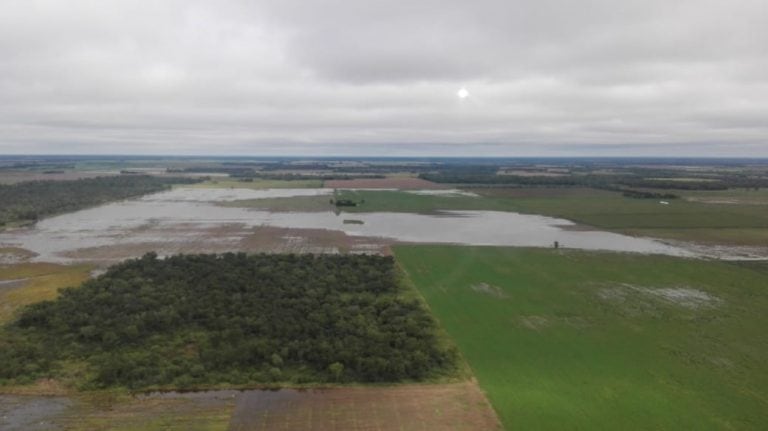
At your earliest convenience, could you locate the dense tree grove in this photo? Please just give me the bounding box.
[0,253,457,389]
[0,176,200,227]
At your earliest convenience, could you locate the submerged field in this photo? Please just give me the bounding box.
[327,187,768,246]
[395,245,768,430]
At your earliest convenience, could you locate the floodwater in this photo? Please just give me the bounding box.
[0,187,705,263]
[143,187,332,202]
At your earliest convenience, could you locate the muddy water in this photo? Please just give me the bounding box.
[0,188,698,262]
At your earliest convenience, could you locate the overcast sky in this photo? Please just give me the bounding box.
[1,0,766,156]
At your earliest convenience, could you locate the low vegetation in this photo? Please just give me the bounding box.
[0,253,457,390]
[0,262,93,324]
[396,245,768,430]
[0,176,200,228]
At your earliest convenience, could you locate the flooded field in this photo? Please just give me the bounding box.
[324,177,444,189]
[146,187,332,202]
[0,187,702,263]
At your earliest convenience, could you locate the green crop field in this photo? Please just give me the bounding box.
[395,245,768,430]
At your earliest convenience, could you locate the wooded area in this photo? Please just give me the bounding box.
[0,175,199,227]
[0,253,457,389]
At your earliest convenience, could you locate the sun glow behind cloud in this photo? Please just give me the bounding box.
[0,0,766,156]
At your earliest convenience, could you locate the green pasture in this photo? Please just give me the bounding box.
[395,245,768,430]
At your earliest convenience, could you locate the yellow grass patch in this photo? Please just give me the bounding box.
[0,263,93,323]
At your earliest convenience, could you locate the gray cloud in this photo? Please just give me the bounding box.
[0,0,766,156]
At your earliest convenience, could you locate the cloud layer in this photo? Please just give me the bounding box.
[1,0,766,156]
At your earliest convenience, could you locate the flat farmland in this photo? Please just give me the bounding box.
[395,245,768,430]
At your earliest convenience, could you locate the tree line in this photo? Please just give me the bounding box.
[419,171,768,191]
[0,253,457,389]
[0,175,199,228]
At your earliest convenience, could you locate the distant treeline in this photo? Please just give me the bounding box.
[620,190,679,199]
[2,163,76,170]
[168,166,386,180]
[420,171,768,191]
[0,253,457,389]
[0,176,199,227]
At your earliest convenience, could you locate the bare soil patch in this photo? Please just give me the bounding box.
[325,177,446,189]
[1,382,499,430]
[229,382,501,431]
[7,391,238,431]
[0,394,74,431]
